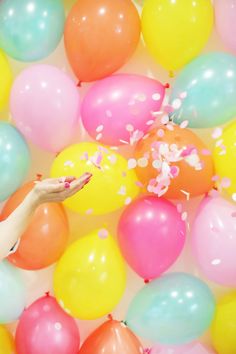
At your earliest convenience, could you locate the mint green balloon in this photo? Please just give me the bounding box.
[0,0,65,62]
[170,52,236,128]
[0,261,26,323]
[126,273,215,345]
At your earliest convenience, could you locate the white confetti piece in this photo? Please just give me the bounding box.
[108,154,117,164]
[152,93,161,101]
[181,212,188,221]
[221,177,231,188]
[118,186,127,195]
[138,157,148,168]
[180,120,189,129]
[161,114,169,124]
[128,158,137,169]
[146,120,154,126]
[179,91,187,99]
[96,133,102,141]
[212,127,222,139]
[96,125,104,133]
[125,197,132,205]
[98,229,109,239]
[126,124,134,132]
[172,98,182,110]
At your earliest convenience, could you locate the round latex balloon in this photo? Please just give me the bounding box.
[151,343,214,354]
[126,273,215,344]
[0,122,30,202]
[211,292,236,354]
[0,0,65,62]
[54,230,126,320]
[215,0,236,54]
[51,142,140,215]
[192,196,236,286]
[0,50,12,111]
[1,181,69,270]
[134,125,214,200]
[0,261,26,323]
[16,295,80,354]
[170,52,236,128]
[10,64,80,153]
[81,74,165,146]
[79,319,143,354]
[118,196,186,280]
[141,0,213,72]
[0,326,15,354]
[64,0,140,82]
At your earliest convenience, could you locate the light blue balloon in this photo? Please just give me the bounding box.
[0,122,30,202]
[170,52,236,128]
[126,273,215,345]
[0,261,26,323]
[0,0,65,62]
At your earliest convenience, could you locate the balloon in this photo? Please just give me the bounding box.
[81,74,165,146]
[10,64,80,153]
[16,295,80,354]
[134,125,214,200]
[64,0,140,82]
[126,273,215,344]
[214,120,236,198]
[79,319,143,354]
[0,50,12,111]
[0,181,69,270]
[51,142,139,215]
[192,196,236,286]
[0,0,65,62]
[54,229,126,320]
[211,292,236,354]
[170,52,236,128]
[0,326,15,354]
[0,122,30,202]
[118,196,186,280]
[151,343,214,354]
[215,0,236,54]
[0,261,26,323]
[141,0,213,72]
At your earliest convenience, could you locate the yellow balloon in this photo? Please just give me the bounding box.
[211,292,236,354]
[0,50,12,111]
[51,142,140,215]
[54,229,126,320]
[141,0,214,72]
[0,326,15,354]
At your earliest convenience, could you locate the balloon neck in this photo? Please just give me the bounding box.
[169,70,175,78]
[77,80,82,87]
[36,173,43,181]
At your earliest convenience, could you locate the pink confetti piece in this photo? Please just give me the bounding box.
[105,110,112,118]
[179,91,187,99]
[130,129,144,145]
[128,158,137,169]
[118,186,127,195]
[86,208,93,215]
[135,181,144,188]
[212,175,220,182]
[166,123,174,131]
[96,133,102,141]
[119,139,129,145]
[177,203,183,213]
[181,212,188,221]
[212,127,222,139]
[215,139,223,147]
[157,129,165,137]
[201,149,211,155]
[170,165,180,177]
[180,120,189,129]
[122,171,127,177]
[221,177,231,189]
[126,124,134,132]
[98,229,109,239]
[125,197,132,205]
[96,125,104,133]
[152,93,161,101]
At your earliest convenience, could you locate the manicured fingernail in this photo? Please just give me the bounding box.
[64,182,70,189]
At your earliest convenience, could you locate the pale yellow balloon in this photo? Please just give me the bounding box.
[0,50,12,111]
[54,230,126,320]
[50,142,140,215]
[141,0,214,72]
[0,326,15,354]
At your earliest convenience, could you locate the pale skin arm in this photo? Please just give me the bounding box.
[0,173,92,261]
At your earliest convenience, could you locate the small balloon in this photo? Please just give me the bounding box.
[151,343,215,354]
[0,50,12,111]
[0,326,15,354]
[215,0,236,54]
[16,295,80,354]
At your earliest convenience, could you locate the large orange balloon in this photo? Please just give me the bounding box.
[1,181,69,270]
[64,0,140,82]
[135,125,214,199]
[79,319,143,354]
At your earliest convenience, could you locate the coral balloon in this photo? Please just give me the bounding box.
[134,125,214,199]
[16,295,80,354]
[51,142,139,215]
[79,319,143,354]
[10,65,80,153]
[151,343,214,354]
[1,181,69,270]
[0,326,15,354]
[141,0,213,72]
[54,230,126,320]
[215,0,236,54]
[118,196,186,280]
[64,0,140,82]
[0,50,12,111]
[81,74,165,146]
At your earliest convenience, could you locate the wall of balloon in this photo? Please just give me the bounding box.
[1,0,236,353]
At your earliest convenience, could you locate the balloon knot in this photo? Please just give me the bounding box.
[77,80,82,87]
[45,291,50,297]
[169,70,174,78]
[164,83,170,89]
[144,279,150,284]
[144,349,151,354]
[36,173,43,181]
[107,313,113,321]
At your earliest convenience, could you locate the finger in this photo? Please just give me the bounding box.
[70,175,92,191]
[64,176,76,183]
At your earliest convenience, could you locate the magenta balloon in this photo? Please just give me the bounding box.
[215,0,236,53]
[16,295,80,354]
[10,64,80,153]
[192,196,236,286]
[151,343,214,354]
[118,196,186,280]
[81,74,165,146]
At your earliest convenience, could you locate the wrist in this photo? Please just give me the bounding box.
[27,188,42,210]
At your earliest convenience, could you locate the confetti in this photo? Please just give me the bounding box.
[64,160,74,167]
[138,157,148,168]
[181,212,188,221]
[152,93,161,101]
[212,175,220,182]
[126,124,134,132]
[96,133,102,141]
[161,114,170,125]
[98,229,109,239]
[180,120,189,129]
[86,208,93,215]
[171,98,182,110]
[232,193,236,202]
[108,154,117,164]
[118,186,127,195]
[212,127,222,139]
[125,197,132,205]
[157,129,165,137]
[96,125,104,133]
[209,189,219,198]
[201,149,211,155]
[179,91,187,99]
[128,158,137,169]
[221,177,231,189]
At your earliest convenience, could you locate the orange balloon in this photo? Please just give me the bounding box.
[135,125,214,199]
[64,0,140,82]
[1,181,69,270]
[79,319,143,354]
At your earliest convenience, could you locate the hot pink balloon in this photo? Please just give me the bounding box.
[81,74,165,146]
[151,343,214,354]
[16,295,80,354]
[118,196,186,280]
[215,0,236,53]
[192,196,236,286]
[10,64,80,153]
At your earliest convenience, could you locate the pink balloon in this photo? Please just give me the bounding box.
[215,0,236,53]
[118,196,186,280]
[192,196,236,286]
[16,295,80,354]
[151,343,214,354]
[81,74,165,146]
[10,64,80,153]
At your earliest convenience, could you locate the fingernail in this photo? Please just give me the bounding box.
[64,182,70,189]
